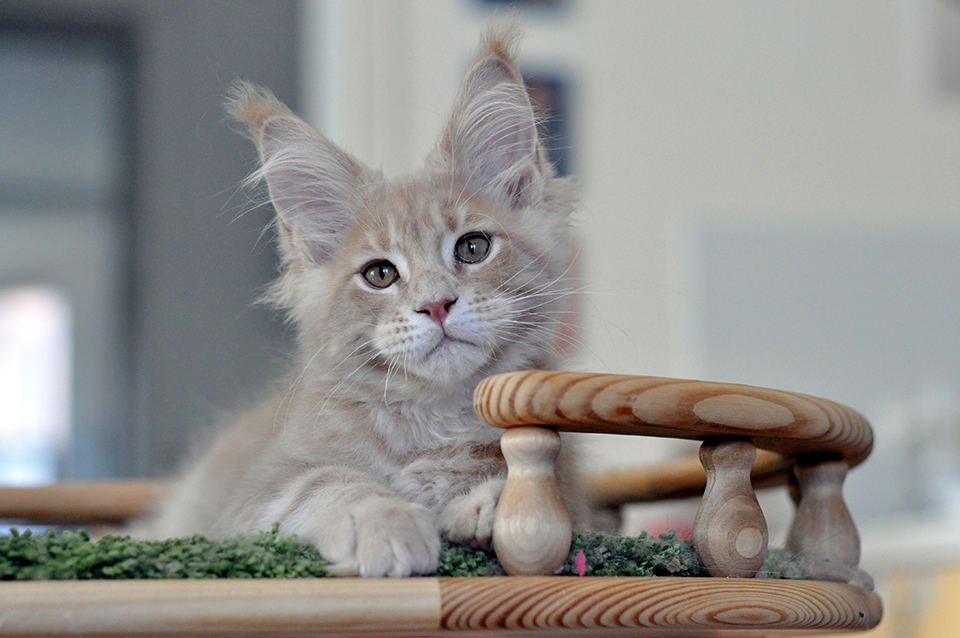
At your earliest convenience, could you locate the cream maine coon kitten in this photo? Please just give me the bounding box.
[137,25,584,577]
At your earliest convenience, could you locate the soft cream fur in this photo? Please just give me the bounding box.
[135,24,583,577]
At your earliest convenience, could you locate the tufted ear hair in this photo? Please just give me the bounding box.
[437,24,546,209]
[226,82,372,266]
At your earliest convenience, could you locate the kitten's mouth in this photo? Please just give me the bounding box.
[410,334,490,385]
[425,334,475,358]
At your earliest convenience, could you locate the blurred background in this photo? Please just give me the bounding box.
[1,0,959,634]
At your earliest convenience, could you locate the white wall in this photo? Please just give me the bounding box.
[300,0,960,475]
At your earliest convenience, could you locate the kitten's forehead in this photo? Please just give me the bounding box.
[352,175,502,253]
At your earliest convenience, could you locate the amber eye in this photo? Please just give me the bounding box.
[362,260,399,289]
[454,232,491,264]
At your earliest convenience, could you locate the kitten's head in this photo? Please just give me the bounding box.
[229,24,576,397]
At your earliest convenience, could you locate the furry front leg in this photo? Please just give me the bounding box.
[264,470,441,577]
[436,477,505,549]
[316,494,440,577]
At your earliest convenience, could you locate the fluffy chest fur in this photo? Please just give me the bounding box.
[370,394,500,456]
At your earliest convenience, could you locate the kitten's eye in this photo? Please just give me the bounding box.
[454,232,491,264]
[362,260,399,289]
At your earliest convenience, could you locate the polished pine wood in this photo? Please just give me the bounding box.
[474,371,873,466]
[493,426,572,575]
[0,481,163,524]
[584,448,792,508]
[787,456,862,583]
[0,449,791,527]
[0,579,441,636]
[693,440,769,578]
[0,577,882,636]
[476,370,875,588]
[440,577,881,634]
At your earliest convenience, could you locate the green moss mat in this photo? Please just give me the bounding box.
[0,526,806,580]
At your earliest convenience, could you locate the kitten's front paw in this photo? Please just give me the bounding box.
[308,496,440,577]
[437,478,505,550]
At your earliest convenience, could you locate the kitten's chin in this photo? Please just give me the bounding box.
[406,338,491,387]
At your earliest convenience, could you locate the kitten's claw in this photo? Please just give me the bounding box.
[309,496,440,577]
[438,478,505,549]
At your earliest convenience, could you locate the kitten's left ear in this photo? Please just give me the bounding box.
[438,26,546,209]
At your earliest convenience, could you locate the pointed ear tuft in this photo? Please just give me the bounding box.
[438,23,546,209]
[226,81,370,265]
[477,19,524,63]
[226,81,291,132]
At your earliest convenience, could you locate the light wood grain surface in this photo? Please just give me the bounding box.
[492,426,572,576]
[474,371,874,466]
[0,449,792,526]
[0,579,440,636]
[441,577,881,634]
[693,440,769,578]
[787,457,863,584]
[0,481,164,524]
[584,448,792,508]
[0,577,881,636]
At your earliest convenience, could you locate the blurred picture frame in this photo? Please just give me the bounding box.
[524,73,571,177]
[477,0,565,9]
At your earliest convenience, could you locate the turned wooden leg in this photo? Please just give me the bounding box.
[493,426,572,576]
[693,439,768,578]
[787,456,861,583]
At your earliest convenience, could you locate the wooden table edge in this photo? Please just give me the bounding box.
[0,576,881,636]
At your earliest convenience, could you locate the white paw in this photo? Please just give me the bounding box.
[437,478,505,550]
[305,495,440,577]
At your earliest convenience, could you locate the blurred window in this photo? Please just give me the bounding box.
[0,287,72,484]
[0,24,132,481]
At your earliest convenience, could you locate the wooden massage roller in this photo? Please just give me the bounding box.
[477,370,872,583]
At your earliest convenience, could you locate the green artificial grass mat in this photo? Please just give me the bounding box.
[0,525,806,581]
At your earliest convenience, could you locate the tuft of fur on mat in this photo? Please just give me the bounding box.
[0,526,807,580]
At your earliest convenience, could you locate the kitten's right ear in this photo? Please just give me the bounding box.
[226,82,367,265]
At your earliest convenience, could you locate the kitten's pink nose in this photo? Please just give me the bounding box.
[418,298,457,324]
